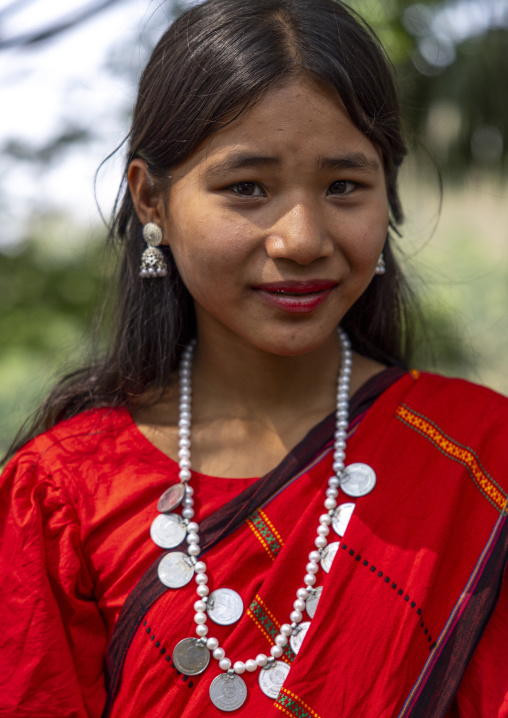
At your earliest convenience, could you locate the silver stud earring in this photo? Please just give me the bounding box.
[139,222,168,278]
[375,253,386,275]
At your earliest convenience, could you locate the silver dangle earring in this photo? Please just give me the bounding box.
[375,253,386,275]
[139,222,168,278]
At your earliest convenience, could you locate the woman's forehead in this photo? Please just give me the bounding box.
[171,78,382,177]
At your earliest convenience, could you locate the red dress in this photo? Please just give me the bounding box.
[1,371,507,717]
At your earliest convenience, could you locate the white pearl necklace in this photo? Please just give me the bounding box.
[175,328,353,676]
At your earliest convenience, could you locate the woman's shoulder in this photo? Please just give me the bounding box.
[2,406,138,488]
[27,406,133,454]
[410,371,508,412]
[393,370,508,474]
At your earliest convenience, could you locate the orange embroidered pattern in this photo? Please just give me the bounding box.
[396,404,508,513]
[275,687,322,718]
[247,508,284,561]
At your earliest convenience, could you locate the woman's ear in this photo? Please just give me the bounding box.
[127,159,165,228]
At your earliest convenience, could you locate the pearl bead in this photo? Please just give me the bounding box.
[194,560,206,573]
[187,533,200,544]
[194,612,207,624]
[293,598,306,611]
[275,634,288,647]
[296,588,308,600]
[280,623,293,636]
[325,488,338,499]
[270,645,283,658]
[317,525,329,536]
[213,647,225,660]
[327,477,340,488]
[319,513,332,525]
[256,654,268,667]
[290,610,303,623]
[178,449,190,460]
[304,573,317,586]
[187,522,199,533]
[182,496,193,506]
[179,469,191,481]
[180,459,191,470]
[308,551,321,563]
[194,600,207,612]
[182,507,194,519]
[315,536,327,549]
[306,561,319,574]
[219,658,231,671]
[324,498,337,511]
[197,585,209,597]
[196,624,208,636]
[188,544,200,556]
[233,661,246,674]
[206,637,219,650]
[245,659,257,672]
[195,574,207,585]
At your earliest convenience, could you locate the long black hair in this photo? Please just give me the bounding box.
[7,0,413,458]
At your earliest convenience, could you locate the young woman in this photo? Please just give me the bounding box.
[1,0,507,716]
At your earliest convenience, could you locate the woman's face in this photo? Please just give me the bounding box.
[159,78,389,356]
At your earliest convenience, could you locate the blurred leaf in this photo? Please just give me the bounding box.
[2,127,93,164]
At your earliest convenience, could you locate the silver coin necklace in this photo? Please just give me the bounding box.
[149,328,376,710]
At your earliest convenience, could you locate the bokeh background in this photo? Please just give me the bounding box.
[1,0,507,454]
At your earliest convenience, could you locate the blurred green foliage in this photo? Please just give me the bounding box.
[0,218,111,451]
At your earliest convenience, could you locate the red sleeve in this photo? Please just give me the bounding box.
[0,442,107,718]
[447,564,508,718]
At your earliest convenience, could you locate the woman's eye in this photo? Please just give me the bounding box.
[328,180,357,196]
[228,182,265,197]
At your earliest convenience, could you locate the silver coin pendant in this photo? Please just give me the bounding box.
[157,482,186,513]
[332,502,356,537]
[173,637,210,676]
[305,585,323,619]
[320,541,340,574]
[340,463,376,497]
[289,621,311,655]
[207,588,244,625]
[259,660,291,699]
[209,673,247,711]
[150,512,187,549]
[158,551,194,588]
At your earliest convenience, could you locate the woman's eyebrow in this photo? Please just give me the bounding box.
[205,152,281,177]
[204,150,380,177]
[318,152,381,172]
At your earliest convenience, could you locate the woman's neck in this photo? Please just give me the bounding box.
[191,330,341,425]
[132,330,385,478]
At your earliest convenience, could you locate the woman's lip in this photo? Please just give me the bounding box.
[254,286,335,314]
[253,280,338,294]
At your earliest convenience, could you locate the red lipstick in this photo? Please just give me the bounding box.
[253,280,337,314]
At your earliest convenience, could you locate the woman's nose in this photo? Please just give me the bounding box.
[265,202,333,265]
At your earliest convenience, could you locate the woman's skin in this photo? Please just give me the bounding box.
[129,78,389,478]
